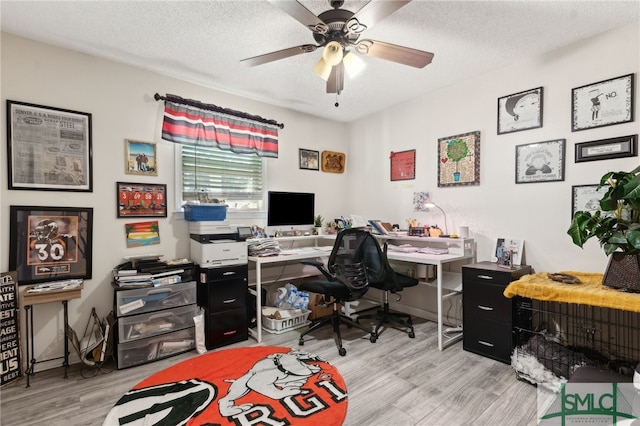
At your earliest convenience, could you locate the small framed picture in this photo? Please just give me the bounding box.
[497,87,543,134]
[515,139,565,184]
[571,184,609,220]
[117,182,167,218]
[390,150,416,181]
[299,148,319,170]
[125,139,157,176]
[575,134,637,163]
[493,238,524,266]
[571,73,634,132]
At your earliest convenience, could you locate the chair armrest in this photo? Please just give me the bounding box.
[300,260,333,281]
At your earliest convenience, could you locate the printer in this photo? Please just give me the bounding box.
[189,222,251,267]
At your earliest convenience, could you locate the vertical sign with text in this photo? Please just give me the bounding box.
[1,271,22,386]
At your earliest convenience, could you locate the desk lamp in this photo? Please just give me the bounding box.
[424,202,448,234]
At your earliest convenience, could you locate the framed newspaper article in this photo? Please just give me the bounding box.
[7,100,93,191]
[9,206,93,285]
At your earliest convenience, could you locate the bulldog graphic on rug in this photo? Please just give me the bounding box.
[218,349,323,416]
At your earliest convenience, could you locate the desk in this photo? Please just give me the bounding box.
[22,284,83,387]
[248,235,475,350]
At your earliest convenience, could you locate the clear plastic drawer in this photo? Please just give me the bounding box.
[115,281,196,317]
[117,327,195,369]
[118,304,198,343]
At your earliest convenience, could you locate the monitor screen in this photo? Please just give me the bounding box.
[267,191,315,228]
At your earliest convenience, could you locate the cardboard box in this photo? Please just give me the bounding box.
[307,292,339,320]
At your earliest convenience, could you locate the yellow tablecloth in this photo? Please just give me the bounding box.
[503,271,640,313]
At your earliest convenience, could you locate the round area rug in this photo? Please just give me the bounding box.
[103,346,348,425]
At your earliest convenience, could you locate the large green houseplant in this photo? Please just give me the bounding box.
[567,165,640,290]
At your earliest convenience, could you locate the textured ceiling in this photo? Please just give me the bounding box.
[1,1,639,122]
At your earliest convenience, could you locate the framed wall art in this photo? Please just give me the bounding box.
[497,87,543,134]
[437,131,480,187]
[125,139,157,176]
[515,139,565,184]
[299,148,319,170]
[117,182,167,218]
[321,150,345,173]
[390,150,415,181]
[9,206,93,285]
[7,100,93,191]
[575,134,637,163]
[571,73,634,132]
[571,184,609,220]
[125,220,160,248]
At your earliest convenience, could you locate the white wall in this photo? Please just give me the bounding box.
[1,20,639,370]
[347,21,640,274]
[0,33,349,369]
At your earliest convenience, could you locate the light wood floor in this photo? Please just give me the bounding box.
[0,317,538,426]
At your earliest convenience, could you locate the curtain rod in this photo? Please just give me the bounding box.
[154,93,284,129]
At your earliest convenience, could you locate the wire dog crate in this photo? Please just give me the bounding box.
[512,298,640,385]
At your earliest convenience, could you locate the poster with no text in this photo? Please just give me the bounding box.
[0,271,22,386]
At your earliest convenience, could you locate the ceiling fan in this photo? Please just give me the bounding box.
[241,0,434,95]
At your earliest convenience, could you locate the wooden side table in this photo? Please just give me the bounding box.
[22,284,83,387]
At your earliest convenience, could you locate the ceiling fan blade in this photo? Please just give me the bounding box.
[268,0,328,33]
[241,44,317,66]
[350,0,411,30]
[326,62,344,94]
[356,39,434,68]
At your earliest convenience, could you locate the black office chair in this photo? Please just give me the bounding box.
[298,228,378,356]
[356,240,419,338]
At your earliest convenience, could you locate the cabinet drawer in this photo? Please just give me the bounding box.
[463,269,510,286]
[117,327,195,369]
[115,281,197,317]
[198,279,247,311]
[463,282,511,322]
[118,304,198,343]
[205,308,248,349]
[199,264,248,283]
[463,318,512,363]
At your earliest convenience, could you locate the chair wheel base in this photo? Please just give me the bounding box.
[408,331,415,338]
[338,348,346,356]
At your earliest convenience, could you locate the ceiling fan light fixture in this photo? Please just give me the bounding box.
[313,58,332,81]
[322,41,343,66]
[343,51,365,78]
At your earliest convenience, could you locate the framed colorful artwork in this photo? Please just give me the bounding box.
[437,131,480,187]
[497,87,543,134]
[390,150,415,181]
[571,73,634,132]
[125,220,160,248]
[515,139,565,184]
[117,182,167,218]
[7,100,93,191]
[9,205,93,284]
[125,139,158,176]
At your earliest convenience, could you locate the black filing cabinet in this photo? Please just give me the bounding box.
[462,261,531,363]
[198,264,248,349]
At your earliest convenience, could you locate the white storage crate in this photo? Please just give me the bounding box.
[262,310,311,334]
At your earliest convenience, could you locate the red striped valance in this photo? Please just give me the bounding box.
[160,95,280,158]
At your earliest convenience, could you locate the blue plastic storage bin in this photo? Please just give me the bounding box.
[183,204,227,221]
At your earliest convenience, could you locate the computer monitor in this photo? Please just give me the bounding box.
[267,191,315,232]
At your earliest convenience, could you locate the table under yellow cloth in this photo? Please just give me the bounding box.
[503,271,640,313]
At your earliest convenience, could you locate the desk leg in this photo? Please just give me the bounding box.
[437,263,443,351]
[255,264,262,343]
[24,305,34,388]
[62,300,69,379]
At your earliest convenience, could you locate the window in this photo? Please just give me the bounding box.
[179,144,264,211]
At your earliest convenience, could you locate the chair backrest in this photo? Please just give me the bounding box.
[327,228,377,299]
